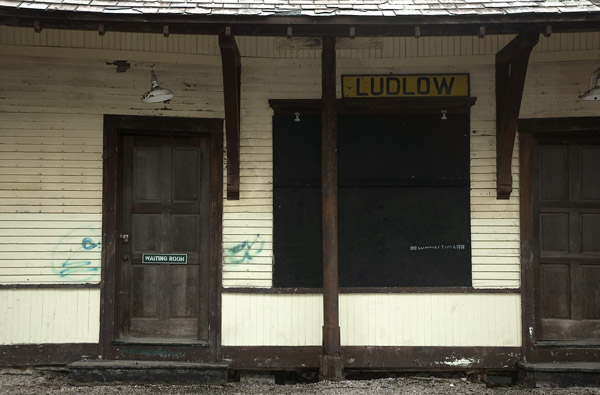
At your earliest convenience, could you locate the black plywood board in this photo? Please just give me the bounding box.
[273,187,323,288]
[338,115,469,187]
[273,115,322,187]
[338,187,471,287]
[272,113,471,288]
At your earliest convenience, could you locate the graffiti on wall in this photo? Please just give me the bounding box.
[51,227,101,281]
[409,244,466,251]
[225,234,264,264]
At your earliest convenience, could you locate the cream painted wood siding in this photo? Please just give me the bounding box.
[2,26,599,58]
[0,288,100,344]
[0,48,225,284]
[1,26,599,347]
[0,31,598,287]
[222,293,521,346]
[0,113,103,283]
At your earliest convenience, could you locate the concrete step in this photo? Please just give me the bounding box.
[68,360,229,385]
[518,362,600,387]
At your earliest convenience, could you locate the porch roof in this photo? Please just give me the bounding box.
[1,0,599,17]
[1,0,600,36]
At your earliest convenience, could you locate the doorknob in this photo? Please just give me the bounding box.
[119,233,129,243]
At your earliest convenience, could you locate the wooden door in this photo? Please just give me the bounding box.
[117,134,210,343]
[535,136,600,341]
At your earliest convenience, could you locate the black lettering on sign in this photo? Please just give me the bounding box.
[386,77,400,96]
[433,77,455,95]
[402,77,415,95]
[417,77,431,95]
[356,78,368,96]
[370,77,384,96]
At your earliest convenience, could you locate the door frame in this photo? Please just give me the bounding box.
[101,115,223,361]
[519,116,600,363]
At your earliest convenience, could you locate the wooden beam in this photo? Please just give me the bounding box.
[495,28,539,199]
[3,9,600,38]
[320,35,343,381]
[219,33,241,200]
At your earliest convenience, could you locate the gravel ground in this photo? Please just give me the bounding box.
[2,369,600,395]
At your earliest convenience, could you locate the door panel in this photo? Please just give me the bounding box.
[582,265,600,319]
[540,264,570,319]
[539,213,569,252]
[118,134,210,343]
[539,146,567,201]
[535,139,600,342]
[582,214,600,252]
[581,147,600,201]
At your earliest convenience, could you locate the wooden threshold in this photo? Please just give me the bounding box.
[113,338,209,346]
[222,287,520,294]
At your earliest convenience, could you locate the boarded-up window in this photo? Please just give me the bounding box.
[273,114,472,288]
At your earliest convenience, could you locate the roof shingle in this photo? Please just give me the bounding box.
[0,0,599,16]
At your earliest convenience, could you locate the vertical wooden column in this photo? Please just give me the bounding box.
[320,35,343,380]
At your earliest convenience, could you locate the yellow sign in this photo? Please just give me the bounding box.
[342,74,470,98]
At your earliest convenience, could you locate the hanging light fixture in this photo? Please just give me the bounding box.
[142,71,174,103]
[581,68,600,101]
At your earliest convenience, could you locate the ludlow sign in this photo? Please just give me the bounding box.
[342,74,470,98]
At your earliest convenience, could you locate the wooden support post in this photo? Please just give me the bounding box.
[219,33,241,200]
[320,35,343,381]
[495,28,539,199]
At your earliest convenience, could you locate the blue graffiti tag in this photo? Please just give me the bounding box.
[51,228,102,281]
[59,236,101,277]
[225,234,264,264]
[59,260,99,278]
[81,237,101,250]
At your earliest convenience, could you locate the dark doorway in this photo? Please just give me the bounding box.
[534,135,600,342]
[118,135,210,342]
[101,115,223,361]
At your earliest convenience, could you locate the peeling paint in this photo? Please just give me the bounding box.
[437,357,479,367]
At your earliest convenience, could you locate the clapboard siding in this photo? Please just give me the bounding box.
[2,26,599,58]
[1,29,599,348]
[0,52,225,284]
[0,112,104,283]
[222,293,521,347]
[0,288,100,344]
[1,38,598,287]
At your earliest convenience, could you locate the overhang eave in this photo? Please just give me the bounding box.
[1,8,600,36]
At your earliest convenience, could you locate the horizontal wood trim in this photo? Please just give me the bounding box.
[519,117,600,134]
[104,115,223,134]
[528,347,600,363]
[0,283,100,289]
[535,341,600,349]
[0,343,98,367]
[1,10,600,37]
[222,346,522,370]
[223,287,520,294]
[224,346,321,370]
[343,346,521,370]
[269,97,476,115]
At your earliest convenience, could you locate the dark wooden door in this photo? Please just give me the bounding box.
[535,136,600,341]
[117,134,210,343]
